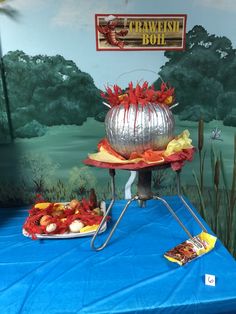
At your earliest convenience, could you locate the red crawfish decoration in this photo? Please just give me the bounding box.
[101,81,175,109]
[97,15,128,49]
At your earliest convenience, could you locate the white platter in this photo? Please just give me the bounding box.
[22,201,107,239]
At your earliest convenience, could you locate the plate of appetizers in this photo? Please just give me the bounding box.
[22,197,107,239]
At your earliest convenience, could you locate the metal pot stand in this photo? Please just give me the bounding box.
[91,166,207,251]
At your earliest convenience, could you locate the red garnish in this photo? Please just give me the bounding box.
[102,81,175,108]
[34,193,46,204]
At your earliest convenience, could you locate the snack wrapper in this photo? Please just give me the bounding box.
[164,232,217,266]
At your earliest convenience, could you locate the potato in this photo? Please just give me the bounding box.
[39,215,52,226]
[93,208,102,216]
[46,223,57,233]
[69,199,80,209]
[51,210,64,217]
[69,220,84,233]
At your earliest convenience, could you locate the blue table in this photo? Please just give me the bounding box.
[0,196,236,314]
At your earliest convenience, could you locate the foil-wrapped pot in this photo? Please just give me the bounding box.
[105,103,175,158]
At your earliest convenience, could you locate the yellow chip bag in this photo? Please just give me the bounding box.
[164,232,217,266]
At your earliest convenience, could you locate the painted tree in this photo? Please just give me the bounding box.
[156,25,236,126]
[0,0,18,140]
[3,50,103,133]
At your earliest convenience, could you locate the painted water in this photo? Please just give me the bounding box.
[0,116,234,204]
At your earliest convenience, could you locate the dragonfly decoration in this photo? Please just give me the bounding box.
[210,127,223,141]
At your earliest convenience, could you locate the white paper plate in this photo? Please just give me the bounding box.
[22,201,107,239]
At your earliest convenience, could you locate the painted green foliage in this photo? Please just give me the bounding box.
[0,50,107,138]
[156,26,236,126]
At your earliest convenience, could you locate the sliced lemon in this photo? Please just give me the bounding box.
[35,202,51,209]
[80,225,99,233]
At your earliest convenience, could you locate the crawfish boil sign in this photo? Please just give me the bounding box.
[95,14,187,51]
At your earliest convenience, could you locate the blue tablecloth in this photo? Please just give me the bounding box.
[0,196,236,314]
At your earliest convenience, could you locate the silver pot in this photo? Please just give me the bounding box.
[105,103,175,158]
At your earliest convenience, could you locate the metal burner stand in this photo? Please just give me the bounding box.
[91,166,207,251]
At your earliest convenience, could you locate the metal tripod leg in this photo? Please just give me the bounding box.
[176,170,207,233]
[153,195,193,239]
[91,196,138,251]
[91,169,116,251]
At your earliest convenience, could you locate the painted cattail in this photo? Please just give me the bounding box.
[214,158,220,189]
[198,119,204,152]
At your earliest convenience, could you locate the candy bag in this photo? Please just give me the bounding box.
[164,232,217,266]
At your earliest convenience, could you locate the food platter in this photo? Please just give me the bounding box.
[22,200,107,239]
[22,222,107,239]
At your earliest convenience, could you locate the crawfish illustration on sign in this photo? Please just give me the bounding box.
[97,15,128,49]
